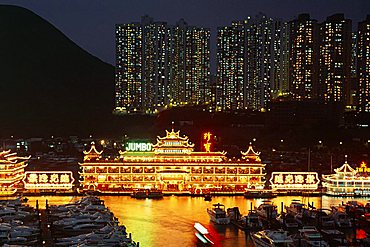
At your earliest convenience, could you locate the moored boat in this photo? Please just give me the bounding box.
[131,189,163,199]
[204,193,212,201]
[244,210,263,230]
[251,230,294,247]
[244,189,277,199]
[255,200,278,220]
[295,226,330,247]
[207,203,230,224]
[285,200,306,216]
[330,210,352,228]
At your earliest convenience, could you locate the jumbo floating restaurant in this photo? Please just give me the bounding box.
[78,129,267,194]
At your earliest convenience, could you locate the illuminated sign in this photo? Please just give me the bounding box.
[126,142,152,152]
[356,162,369,173]
[203,132,212,152]
[23,171,74,190]
[270,172,320,190]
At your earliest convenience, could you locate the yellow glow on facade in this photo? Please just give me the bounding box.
[80,129,266,193]
[23,171,75,190]
[270,172,320,190]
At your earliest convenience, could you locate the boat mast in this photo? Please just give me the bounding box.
[330,155,333,172]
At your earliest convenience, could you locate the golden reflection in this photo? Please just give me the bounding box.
[25,196,78,208]
[20,195,370,246]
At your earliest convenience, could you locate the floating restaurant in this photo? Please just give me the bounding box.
[322,160,370,196]
[3,129,370,197]
[0,149,29,196]
[79,129,267,194]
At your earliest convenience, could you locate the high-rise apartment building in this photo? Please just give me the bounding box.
[289,14,319,100]
[115,16,210,114]
[216,14,289,111]
[115,16,172,114]
[170,19,210,107]
[115,14,362,114]
[272,20,290,98]
[357,15,370,112]
[245,15,274,111]
[319,14,352,104]
[141,16,171,113]
[216,20,247,111]
[349,32,359,108]
[115,23,143,113]
[246,15,290,110]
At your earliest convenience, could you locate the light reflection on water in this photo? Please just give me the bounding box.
[25,195,370,247]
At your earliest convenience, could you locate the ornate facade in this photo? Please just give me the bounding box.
[79,129,266,194]
[322,160,370,196]
[0,149,29,196]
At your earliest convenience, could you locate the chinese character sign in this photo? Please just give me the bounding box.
[23,171,74,190]
[203,132,212,152]
[270,172,319,190]
[356,162,370,173]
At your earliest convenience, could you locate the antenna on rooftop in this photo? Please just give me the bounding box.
[171,121,175,131]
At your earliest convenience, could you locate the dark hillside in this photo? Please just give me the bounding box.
[0,5,114,137]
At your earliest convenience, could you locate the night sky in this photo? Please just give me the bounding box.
[1,0,369,70]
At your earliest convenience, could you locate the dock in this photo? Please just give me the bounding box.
[39,208,54,247]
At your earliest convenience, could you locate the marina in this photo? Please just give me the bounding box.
[0,196,139,247]
[17,195,370,247]
[1,128,370,246]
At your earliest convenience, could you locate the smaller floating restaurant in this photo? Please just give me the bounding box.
[322,160,370,197]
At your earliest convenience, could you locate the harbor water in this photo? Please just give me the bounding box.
[25,195,369,247]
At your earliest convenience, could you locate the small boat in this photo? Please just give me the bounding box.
[330,210,352,228]
[321,229,348,246]
[147,189,163,199]
[244,189,277,199]
[204,193,212,201]
[285,200,306,216]
[255,200,278,220]
[207,203,230,224]
[251,230,294,247]
[131,189,163,199]
[277,214,299,229]
[295,226,330,247]
[244,210,263,230]
[194,222,215,246]
[315,209,335,228]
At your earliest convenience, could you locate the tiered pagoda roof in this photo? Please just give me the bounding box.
[0,149,30,164]
[334,161,357,176]
[83,142,103,161]
[240,144,262,163]
[152,129,195,155]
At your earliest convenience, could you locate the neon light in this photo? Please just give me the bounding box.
[126,142,152,152]
[203,132,212,152]
[270,172,320,190]
[356,162,369,173]
[23,171,74,190]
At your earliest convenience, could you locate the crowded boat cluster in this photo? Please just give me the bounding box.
[0,197,40,246]
[0,196,139,247]
[199,199,370,246]
[49,196,139,247]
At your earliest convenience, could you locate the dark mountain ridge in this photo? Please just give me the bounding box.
[0,5,115,137]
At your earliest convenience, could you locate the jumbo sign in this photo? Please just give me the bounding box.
[270,172,320,190]
[126,142,152,152]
